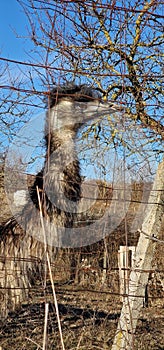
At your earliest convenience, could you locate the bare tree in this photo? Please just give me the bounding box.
[18,0,163,140]
[0,1,163,347]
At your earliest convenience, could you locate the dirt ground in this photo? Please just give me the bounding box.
[0,279,163,350]
[0,167,163,349]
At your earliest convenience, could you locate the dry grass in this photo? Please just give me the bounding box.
[0,165,163,349]
[0,281,163,349]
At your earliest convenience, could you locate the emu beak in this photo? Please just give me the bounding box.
[79,100,124,124]
[102,101,124,112]
[95,100,124,116]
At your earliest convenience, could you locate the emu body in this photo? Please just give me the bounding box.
[0,84,122,319]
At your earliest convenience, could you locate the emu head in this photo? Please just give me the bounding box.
[47,84,123,132]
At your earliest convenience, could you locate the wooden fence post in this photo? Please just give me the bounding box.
[118,246,136,301]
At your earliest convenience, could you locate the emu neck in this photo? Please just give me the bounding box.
[44,128,81,211]
[46,128,77,155]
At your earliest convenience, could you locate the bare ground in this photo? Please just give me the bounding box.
[0,167,163,349]
[0,279,163,350]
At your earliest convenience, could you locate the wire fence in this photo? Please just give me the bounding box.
[0,0,164,349]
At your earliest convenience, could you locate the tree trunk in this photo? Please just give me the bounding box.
[112,159,164,350]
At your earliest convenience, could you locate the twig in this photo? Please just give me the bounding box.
[43,303,49,350]
[25,337,42,349]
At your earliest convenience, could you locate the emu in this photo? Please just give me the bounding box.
[0,84,122,320]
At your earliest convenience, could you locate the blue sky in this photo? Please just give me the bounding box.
[0,0,30,60]
[0,1,161,180]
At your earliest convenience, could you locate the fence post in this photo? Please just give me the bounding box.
[118,246,136,301]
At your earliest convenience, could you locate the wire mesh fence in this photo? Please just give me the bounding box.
[0,0,164,349]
